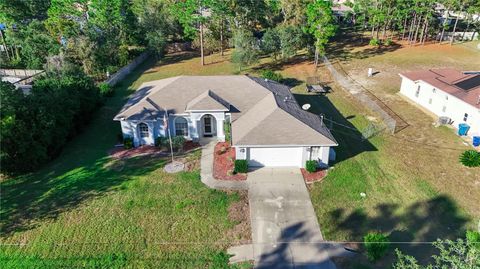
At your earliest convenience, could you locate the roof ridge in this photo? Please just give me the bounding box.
[114,76,181,120]
[246,76,337,144]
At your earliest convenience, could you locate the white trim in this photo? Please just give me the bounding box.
[174,116,189,137]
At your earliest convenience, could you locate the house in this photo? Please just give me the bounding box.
[399,69,480,137]
[113,75,338,168]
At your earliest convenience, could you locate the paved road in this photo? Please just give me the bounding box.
[248,168,345,269]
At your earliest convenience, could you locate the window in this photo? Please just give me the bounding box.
[175,117,188,136]
[442,106,447,113]
[445,95,449,100]
[428,98,433,104]
[415,85,420,97]
[138,123,149,138]
[463,113,468,122]
[432,88,436,94]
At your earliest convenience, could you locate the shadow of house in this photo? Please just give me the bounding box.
[329,195,469,265]
[292,93,377,164]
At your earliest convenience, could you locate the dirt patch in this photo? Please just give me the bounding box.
[300,168,327,183]
[213,142,247,181]
[226,191,251,244]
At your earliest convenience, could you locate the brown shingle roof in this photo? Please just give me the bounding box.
[399,69,480,108]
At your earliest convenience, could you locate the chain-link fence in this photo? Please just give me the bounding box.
[322,56,408,134]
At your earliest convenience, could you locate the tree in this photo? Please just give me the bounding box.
[261,28,281,61]
[209,0,234,56]
[305,0,336,67]
[278,25,304,60]
[18,20,60,69]
[393,238,480,269]
[171,0,209,66]
[146,30,167,59]
[279,0,309,26]
[231,29,259,71]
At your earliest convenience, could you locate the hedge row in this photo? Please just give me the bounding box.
[0,72,102,174]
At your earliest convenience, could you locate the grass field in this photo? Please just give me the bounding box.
[297,34,479,267]
[1,42,478,268]
[257,41,479,267]
[0,55,250,268]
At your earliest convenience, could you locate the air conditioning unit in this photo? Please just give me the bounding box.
[438,116,451,125]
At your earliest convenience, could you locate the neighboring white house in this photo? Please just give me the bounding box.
[399,69,480,138]
[114,75,338,168]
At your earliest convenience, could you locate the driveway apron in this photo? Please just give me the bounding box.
[248,168,341,269]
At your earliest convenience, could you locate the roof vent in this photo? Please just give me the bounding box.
[264,78,269,82]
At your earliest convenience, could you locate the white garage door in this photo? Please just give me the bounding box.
[248,147,303,167]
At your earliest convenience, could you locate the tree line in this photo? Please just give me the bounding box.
[1,1,477,75]
[346,0,480,46]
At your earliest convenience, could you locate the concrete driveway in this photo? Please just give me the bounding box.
[248,168,345,269]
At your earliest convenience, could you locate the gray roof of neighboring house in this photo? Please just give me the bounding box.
[114,75,337,146]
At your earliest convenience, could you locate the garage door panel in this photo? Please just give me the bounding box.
[248,147,303,167]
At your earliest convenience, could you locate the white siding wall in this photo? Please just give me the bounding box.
[119,111,227,147]
[400,76,480,137]
[307,146,330,167]
[121,120,160,147]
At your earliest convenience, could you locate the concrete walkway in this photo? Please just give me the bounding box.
[199,140,248,190]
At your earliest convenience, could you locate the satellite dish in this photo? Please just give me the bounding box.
[302,104,311,110]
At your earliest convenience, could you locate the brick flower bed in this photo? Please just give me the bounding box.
[300,168,327,183]
[213,142,247,181]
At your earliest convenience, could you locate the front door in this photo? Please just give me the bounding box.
[203,116,212,136]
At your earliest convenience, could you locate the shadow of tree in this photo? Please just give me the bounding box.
[257,222,339,269]
[0,58,167,236]
[329,195,469,265]
[328,29,403,62]
[292,93,377,163]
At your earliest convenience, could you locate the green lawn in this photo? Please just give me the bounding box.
[1,45,478,268]
[0,56,248,268]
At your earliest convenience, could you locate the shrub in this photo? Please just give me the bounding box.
[364,232,390,261]
[261,69,283,82]
[99,82,114,97]
[172,136,186,152]
[305,160,317,173]
[224,120,231,142]
[123,137,133,149]
[466,230,480,250]
[459,150,480,167]
[384,38,393,46]
[369,38,380,46]
[155,136,170,148]
[234,160,248,173]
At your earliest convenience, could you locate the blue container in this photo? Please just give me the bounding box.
[473,136,480,147]
[458,123,470,136]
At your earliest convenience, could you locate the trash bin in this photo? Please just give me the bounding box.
[473,136,480,147]
[458,123,470,136]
